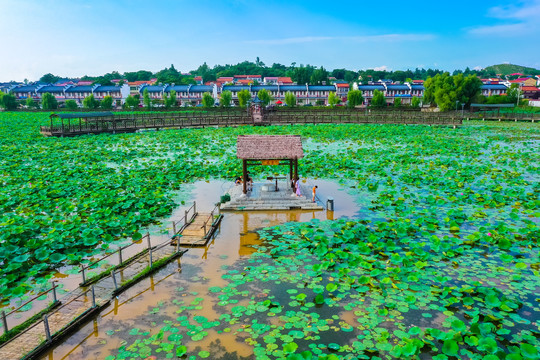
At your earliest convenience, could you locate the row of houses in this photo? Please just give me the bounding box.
[2,81,539,107]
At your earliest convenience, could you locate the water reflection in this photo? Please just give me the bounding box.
[39,179,360,359]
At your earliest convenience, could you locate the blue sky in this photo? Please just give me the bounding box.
[1,0,539,82]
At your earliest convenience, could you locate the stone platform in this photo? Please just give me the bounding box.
[220,181,324,211]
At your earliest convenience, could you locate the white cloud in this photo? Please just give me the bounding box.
[468,0,540,36]
[245,33,435,45]
[373,66,389,71]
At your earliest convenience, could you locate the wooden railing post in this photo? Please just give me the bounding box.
[81,265,86,285]
[118,247,123,265]
[112,271,118,290]
[172,221,176,235]
[43,315,51,342]
[91,286,96,308]
[193,201,196,215]
[51,281,57,304]
[1,310,8,333]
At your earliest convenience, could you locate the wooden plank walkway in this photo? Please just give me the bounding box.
[172,212,223,247]
[39,109,465,137]
[0,236,188,360]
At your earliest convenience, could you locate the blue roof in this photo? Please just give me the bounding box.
[280,85,308,91]
[189,85,213,93]
[65,86,93,92]
[222,85,250,92]
[481,84,507,90]
[37,86,65,93]
[165,85,190,92]
[251,85,279,92]
[386,85,409,90]
[308,85,335,91]
[358,85,385,91]
[140,85,164,93]
[13,85,38,92]
[411,85,425,90]
[94,85,122,92]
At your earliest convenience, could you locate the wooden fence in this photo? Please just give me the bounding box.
[40,109,463,137]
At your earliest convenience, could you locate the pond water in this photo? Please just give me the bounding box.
[38,179,361,359]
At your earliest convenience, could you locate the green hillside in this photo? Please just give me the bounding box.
[484,63,539,76]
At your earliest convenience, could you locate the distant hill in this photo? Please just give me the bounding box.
[484,64,540,76]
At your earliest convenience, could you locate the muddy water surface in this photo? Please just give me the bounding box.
[39,179,360,359]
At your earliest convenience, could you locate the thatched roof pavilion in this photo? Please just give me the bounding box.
[237,135,303,160]
[236,135,303,194]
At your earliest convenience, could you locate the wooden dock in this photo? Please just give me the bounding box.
[39,109,465,137]
[0,201,223,360]
[172,208,223,247]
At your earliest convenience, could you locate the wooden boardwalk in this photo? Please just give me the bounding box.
[40,109,464,137]
[0,239,182,360]
[0,202,223,360]
[172,211,223,247]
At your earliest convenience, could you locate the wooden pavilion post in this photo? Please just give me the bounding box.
[242,159,247,194]
[289,159,294,188]
[293,158,298,181]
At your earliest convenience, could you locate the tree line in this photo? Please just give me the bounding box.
[34,59,511,87]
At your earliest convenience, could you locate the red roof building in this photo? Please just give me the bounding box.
[278,77,293,85]
[521,86,540,99]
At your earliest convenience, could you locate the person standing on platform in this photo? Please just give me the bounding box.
[295,177,302,197]
[312,185,318,203]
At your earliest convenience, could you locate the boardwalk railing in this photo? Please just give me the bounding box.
[172,201,197,237]
[201,204,221,237]
[79,232,152,287]
[2,286,104,359]
[468,111,539,122]
[1,225,190,357]
[40,109,463,137]
[1,282,59,337]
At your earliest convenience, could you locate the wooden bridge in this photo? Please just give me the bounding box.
[39,109,464,137]
[0,202,222,360]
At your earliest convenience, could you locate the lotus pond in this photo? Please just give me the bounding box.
[0,112,539,359]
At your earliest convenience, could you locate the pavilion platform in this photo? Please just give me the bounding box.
[220,180,323,211]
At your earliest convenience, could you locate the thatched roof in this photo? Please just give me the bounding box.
[237,135,303,160]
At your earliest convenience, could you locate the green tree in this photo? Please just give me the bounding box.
[101,95,114,109]
[39,73,60,84]
[394,98,402,108]
[25,97,37,109]
[507,83,520,104]
[162,92,169,109]
[125,95,139,109]
[347,89,363,108]
[202,92,215,108]
[41,92,58,110]
[371,90,386,108]
[65,99,78,110]
[237,89,251,108]
[284,91,296,107]
[310,66,329,85]
[83,94,99,109]
[257,88,271,106]
[424,72,482,111]
[220,90,232,108]
[328,92,339,107]
[143,88,151,109]
[0,92,17,110]
[411,96,421,109]
[169,90,177,108]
